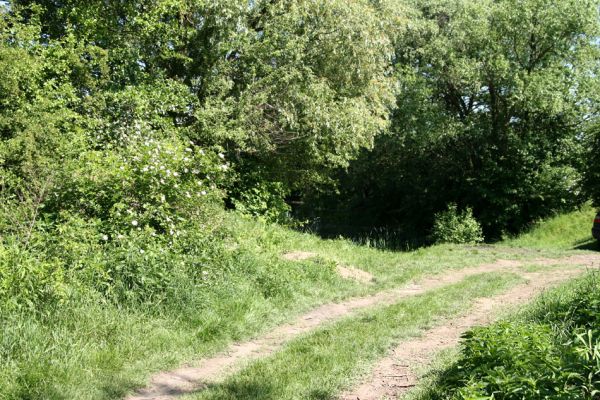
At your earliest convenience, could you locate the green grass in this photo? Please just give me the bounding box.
[186,272,524,400]
[1,207,597,400]
[506,204,598,250]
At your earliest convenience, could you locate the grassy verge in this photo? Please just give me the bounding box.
[0,217,522,400]
[405,272,600,400]
[185,272,524,400]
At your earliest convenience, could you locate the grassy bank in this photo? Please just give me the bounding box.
[506,204,598,250]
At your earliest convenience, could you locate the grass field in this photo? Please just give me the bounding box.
[1,207,597,399]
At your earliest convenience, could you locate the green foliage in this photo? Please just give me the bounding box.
[427,273,600,400]
[1,0,599,397]
[232,181,292,224]
[54,134,226,235]
[0,243,68,311]
[306,0,599,242]
[432,204,483,245]
[11,0,397,195]
[584,123,600,207]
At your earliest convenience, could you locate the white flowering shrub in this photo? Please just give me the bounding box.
[48,127,229,237]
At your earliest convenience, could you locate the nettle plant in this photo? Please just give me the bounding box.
[50,122,229,238]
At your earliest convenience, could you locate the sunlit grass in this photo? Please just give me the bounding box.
[1,207,597,399]
[506,204,597,250]
[187,273,523,400]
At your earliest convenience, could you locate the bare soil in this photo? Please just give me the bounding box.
[336,265,375,283]
[127,254,600,400]
[282,251,374,283]
[281,251,317,261]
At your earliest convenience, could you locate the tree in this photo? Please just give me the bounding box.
[308,0,600,240]
[11,0,398,207]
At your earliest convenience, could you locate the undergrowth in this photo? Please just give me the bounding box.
[416,273,600,400]
[0,206,596,398]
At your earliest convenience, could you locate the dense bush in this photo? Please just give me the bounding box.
[432,205,483,245]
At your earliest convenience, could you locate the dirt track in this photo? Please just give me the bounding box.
[127,254,600,400]
[338,267,590,399]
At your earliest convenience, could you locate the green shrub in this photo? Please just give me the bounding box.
[0,243,68,312]
[452,323,577,399]
[232,181,292,224]
[45,132,227,237]
[432,204,484,245]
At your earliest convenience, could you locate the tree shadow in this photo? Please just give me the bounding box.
[100,376,141,400]
[572,239,599,251]
[186,380,337,400]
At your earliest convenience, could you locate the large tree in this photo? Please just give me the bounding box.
[308,0,600,239]
[11,0,398,204]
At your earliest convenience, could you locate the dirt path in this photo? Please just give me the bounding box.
[127,254,600,400]
[339,263,599,400]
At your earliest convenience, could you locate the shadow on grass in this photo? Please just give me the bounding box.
[100,375,145,400]
[572,238,599,251]
[185,381,277,400]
